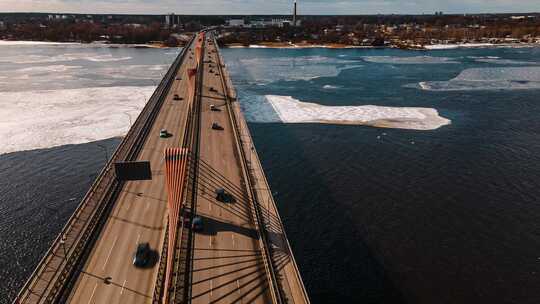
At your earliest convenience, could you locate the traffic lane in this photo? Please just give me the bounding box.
[67,46,196,303]
[189,41,271,304]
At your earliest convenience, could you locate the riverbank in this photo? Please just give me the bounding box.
[0,40,173,48]
[225,41,540,50]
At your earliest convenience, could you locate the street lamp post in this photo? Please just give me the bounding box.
[59,235,67,259]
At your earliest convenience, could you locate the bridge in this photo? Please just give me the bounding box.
[14,32,310,304]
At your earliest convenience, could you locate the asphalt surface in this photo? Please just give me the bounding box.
[186,36,272,304]
[64,33,308,304]
[67,40,197,303]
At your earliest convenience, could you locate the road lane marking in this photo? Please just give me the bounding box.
[102,236,119,270]
[136,233,141,244]
[88,282,98,304]
[120,279,127,295]
[209,235,212,248]
[210,280,213,297]
[232,234,235,247]
[237,280,241,295]
[145,202,150,212]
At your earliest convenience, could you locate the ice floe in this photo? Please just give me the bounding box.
[362,56,459,64]
[425,43,494,50]
[0,40,80,46]
[0,86,154,155]
[417,66,540,91]
[226,55,362,83]
[474,58,537,65]
[242,95,450,130]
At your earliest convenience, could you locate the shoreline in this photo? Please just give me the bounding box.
[0,40,175,48]
[2,39,538,51]
[224,42,540,50]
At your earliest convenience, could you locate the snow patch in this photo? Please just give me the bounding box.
[243,95,450,130]
[228,55,361,83]
[0,86,155,155]
[418,66,540,91]
[362,56,459,64]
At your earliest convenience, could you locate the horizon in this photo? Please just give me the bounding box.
[1,11,540,16]
[0,0,540,16]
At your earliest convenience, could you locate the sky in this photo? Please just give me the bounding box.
[0,0,539,15]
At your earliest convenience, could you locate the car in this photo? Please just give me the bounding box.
[160,129,168,138]
[173,94,182,101]
[176,77,182,80]
[212,123,224,130]
[192,216,204,232]
[215,188,232,203]
[210,104,220,112]
[133,243,151,267]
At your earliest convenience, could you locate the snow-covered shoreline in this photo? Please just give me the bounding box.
[0,40,171,48]
[424,43,540,50]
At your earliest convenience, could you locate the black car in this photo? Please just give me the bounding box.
[215,188,232,203]
[173,94,182,101]
[133,243,151,267]
[212,123,224,130]
[192,216,204,232]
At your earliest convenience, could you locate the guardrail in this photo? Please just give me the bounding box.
[14,37,193,304]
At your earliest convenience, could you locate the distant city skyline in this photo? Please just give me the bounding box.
[0,0,539,15]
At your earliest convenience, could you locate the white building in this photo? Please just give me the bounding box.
[227,19,245,27]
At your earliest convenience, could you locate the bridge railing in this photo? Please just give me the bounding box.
[13,38,193,304]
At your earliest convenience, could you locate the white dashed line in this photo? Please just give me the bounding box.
[136,233,141,244]
[102,236,118,270]
[87,282,98,304]
[210,280,213,297]
[120,279,127,295]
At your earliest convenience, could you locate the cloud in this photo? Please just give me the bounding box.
[0,0,538,14]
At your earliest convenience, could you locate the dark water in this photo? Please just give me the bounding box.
[0,138,120,303]
[221,47,540,304]
[2,46,540,304]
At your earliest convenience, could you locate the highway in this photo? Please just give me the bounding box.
[15,31,310,304]
[66,38,198,303]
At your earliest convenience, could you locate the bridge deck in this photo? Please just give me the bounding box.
[66,40,197,303]
[15,31,309,304]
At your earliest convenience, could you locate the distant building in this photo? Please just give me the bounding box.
[165,13,181,28]
[227,19,245,27]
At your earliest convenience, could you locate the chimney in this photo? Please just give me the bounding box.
[293,0,297,26]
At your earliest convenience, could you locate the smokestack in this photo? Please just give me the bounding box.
[293,0,297,26]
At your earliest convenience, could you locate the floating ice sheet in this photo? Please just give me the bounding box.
[241,95,450,130]
[418,66,540,91]
[362,56,459,64]
[226,55,362,83]
[0,86,154,155]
